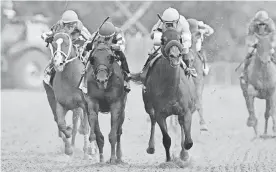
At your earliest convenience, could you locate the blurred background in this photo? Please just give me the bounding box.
[2,0,276,90]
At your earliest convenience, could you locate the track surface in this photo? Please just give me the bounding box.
[2,84,276,172]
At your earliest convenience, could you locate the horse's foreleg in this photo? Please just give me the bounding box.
[182,110,193,150]
[196,85,208,131]
[240,82,258,137]
[146,108,156,154]
[109,102,123,164]
[178,115,190,162]
[56,102,72,138]
[116,111,125,163]
[71,108,81,147]
[86,99,97,154]
[264,99,271,136]
[244,93,258,136]
[56,102,73,155]
[95,115,104,162]
[77,105,94,159]
[266,97,276,137]
[156,113,171,162]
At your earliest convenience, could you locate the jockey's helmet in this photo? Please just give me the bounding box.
[161,7,180,29]
[99,22,116,38]
[254,10,269,23]
[61,10,79,24]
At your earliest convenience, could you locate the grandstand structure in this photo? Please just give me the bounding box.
[108,1,152,35]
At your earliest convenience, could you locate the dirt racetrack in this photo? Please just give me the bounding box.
[2,84,276,172]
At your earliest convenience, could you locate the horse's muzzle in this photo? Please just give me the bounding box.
[169,55,181,67]
[96,70,109,89]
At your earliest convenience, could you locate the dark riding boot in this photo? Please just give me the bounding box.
[139,52,158,81]
[182,54,198,77]
[116,51,131,92]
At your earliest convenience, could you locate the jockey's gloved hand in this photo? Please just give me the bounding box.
[111,44,120,51]
[45,36,54,44]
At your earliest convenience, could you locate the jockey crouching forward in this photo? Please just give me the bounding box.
[41,10,92,85]
[241,10,276,79]
[187,18,214,76]
[79,21,131,93]
[138,7,197,82]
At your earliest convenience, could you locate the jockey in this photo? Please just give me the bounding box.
[187,18,214,76]
[41,10,92,84]
[139,7,197,78]
[243,10,276,72]
[80,21,131,93]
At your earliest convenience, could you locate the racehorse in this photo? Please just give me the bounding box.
[42,32,95,159]
[240,32,276,137]
[84,43,128,163]
[131,28,196,162]
[168,30,208,133]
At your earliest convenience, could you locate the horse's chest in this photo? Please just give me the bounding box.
[248,62,276,90]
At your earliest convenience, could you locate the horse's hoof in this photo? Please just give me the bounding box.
[247,117,257,127]
[260,134,269,139]
[65,145,73,156]
[146,147,155,154]
[180,150,190,162]
[83,153,93,160]
[116,159,126,164]
[100,154,104,163]
[108,158,117,164]
[200,124,208,131]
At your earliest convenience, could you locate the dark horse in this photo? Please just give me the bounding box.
[169,30,208,135]
[131,28,196,162]
[240,32,276,138]
[84,43,128,163]
[43,32,94,159]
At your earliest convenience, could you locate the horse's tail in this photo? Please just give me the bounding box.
[130,72,144,85]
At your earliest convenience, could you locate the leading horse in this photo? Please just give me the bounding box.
[169,30,209,134]
[84,43,128,163]
[43,32,95,158]
[131,28,196,162]
[240,32,276,137]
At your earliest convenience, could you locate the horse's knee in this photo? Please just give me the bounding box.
[109,132,117,144]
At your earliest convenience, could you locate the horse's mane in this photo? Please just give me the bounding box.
[94,43,112,53]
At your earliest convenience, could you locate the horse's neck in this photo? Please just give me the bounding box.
[151,57,181,91]
[57,58,83,85]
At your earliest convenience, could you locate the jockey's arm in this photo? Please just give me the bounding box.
[267,18,276,33]
[80,26,93,41]
[198,21,214,36]
[179,16,192,54]
[247,19,256,36]
[113,28,126,52]
[150,20,163,46]
[41,21,61,41]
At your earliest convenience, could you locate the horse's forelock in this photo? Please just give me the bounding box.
[53,33,70,44]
